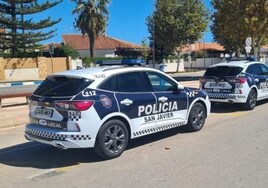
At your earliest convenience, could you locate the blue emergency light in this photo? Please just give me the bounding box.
[96,59,145,66]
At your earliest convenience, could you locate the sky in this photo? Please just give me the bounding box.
[38,0,213,45]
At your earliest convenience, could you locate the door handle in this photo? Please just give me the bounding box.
[120,99,133,106]
[254,78,259,82]
[158,96,168,102]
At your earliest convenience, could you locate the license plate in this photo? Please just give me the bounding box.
[210,82,225,88]
[35,108,53,118]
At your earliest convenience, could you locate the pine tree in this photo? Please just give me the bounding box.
[0,0,63,57]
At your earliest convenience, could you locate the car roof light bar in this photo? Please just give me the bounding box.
[96,59,145,66]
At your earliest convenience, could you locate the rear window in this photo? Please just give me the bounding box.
[204,66,243,77]
[34,76,93,96]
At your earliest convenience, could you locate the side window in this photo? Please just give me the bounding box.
[246,64,262,75]
[146,71,177,92]
[115,72,150,92]
[260,64,268,74]
[98,75,116,91]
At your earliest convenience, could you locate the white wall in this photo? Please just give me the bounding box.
[184,58,223,68]
[77,49,115,58]
[5,68,39,81]
[71,59,83,69]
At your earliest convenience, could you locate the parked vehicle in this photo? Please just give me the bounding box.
[25,62,210,159]
[200,58,268,110]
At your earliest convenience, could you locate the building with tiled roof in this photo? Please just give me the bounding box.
[181,42,225,52]
[62,34,141,58]
[181,42,226,58]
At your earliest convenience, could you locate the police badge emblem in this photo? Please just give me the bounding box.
[100,95,112,109]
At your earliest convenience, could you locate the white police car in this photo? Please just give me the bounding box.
[25,64,210,159]
[200,58,268,110]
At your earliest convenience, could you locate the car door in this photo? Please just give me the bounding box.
[246,64,267,99]
[145,71,188,129]
[113,71,157,136]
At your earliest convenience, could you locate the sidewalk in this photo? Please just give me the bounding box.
[0,97,29,129]
[0,80,200,130]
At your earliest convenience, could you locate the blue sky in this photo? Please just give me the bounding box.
[40,0,213,44]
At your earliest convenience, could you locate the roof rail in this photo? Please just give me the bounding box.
[96,59,145,66]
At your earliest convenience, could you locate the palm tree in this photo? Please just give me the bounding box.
[72,0,109,58]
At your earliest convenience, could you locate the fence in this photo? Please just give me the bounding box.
[0,57,73,81]
[149,58,223,72]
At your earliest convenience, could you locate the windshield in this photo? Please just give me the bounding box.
[34,76,93,96]
[204,66,243,77]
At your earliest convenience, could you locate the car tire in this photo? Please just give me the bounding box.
[185,102,206,132]
[94,119,129,159]
[244,89,257,110]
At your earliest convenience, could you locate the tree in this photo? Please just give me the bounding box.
[0,0,62,57]
[147,0,208,62]
[211,0,268,58]
[140,38,149,61]
[72,0,109,58]
[54,44,79,58]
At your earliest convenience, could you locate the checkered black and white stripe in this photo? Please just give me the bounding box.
[25,127,91,141]
[187,92,196,97]
[133,122,185,137]
[208,93,246,99]
[70,135,91,140]
[25,127,67,141]
[68,111,81,121]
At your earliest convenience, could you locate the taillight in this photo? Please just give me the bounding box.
[238,78,247,83]
[54,101,94,111]
[227,77,247,84]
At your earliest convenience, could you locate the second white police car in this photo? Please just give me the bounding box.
[200,58,268,110]
[25,63,210,159]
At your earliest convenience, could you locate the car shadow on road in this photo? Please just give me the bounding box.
[0,142,100,169]
[210,103,246,113]
[0,127,190,168]
[127,127,189,149]
[210,99,268,113]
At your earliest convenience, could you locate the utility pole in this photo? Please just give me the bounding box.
[152,0,155,68]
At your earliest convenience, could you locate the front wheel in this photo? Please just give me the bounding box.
[185,103,206,132]
[244,89,257,110]
[94,119,129,159]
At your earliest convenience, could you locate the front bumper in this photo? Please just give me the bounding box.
[208,93,247,103]
[25,124,95,149]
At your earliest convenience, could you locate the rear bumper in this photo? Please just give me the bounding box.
[25,124,95,149]
[208,93,247,103]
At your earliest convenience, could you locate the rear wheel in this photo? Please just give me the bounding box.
[244,89,257,110]
[94,119,129,159]
[185,103,206,132]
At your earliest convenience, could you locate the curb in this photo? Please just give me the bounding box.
[0,80,43,87]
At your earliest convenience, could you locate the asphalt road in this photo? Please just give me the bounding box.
[0,101,268,188]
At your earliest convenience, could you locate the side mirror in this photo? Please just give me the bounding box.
[177,84,184,90]
[173,84,184,94]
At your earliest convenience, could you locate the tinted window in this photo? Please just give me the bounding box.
[260,64,268,74]
[146,71,176,92]
[98,75,116,91]
[204,66,243,77]
[115,72,151,92]
[34,76,92,96]
[246,64,262,75]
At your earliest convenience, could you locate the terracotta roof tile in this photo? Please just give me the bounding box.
[181,42,225,52]
[62,34,140,50]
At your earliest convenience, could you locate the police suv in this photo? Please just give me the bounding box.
[25,63,210,159]
[200,58,268,110]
